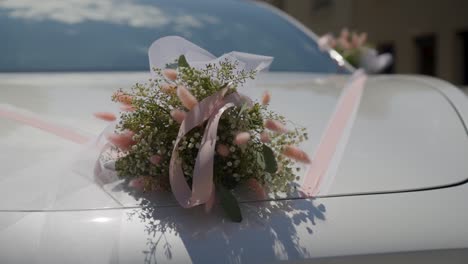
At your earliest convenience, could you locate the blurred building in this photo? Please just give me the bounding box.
[261,0,468,85]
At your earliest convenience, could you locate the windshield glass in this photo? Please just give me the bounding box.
[0,0,344,73]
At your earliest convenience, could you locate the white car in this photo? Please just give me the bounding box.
[1,0,468,263]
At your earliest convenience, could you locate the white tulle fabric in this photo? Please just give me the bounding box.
[149,36,273,74]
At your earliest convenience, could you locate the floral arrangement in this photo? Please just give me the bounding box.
[319,28,392,73]
[95,52,311,222]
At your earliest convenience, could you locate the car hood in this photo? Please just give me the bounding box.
[0,72,467,210]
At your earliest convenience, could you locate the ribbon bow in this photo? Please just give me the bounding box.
[168,89,243,208]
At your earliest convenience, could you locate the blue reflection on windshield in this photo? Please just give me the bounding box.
[0,0,345,73]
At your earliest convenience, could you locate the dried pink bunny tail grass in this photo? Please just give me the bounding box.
[94,112,116,122]
[129,176,147,191]
[216,144,230,157]
[260,131,271,143]
[282,145,311,164]
[120,104,136,112]
[160,83,176,94]
[262,91,271,105]
[338,28,351,50]
[177,85,198,110]
[340,28,350,39]
[351,32,360,48]
[113,92,133,105]
[107,130,136,151]
[149,155,162,165]
[264,119,288,133]
[357,32,367,47]
[129,176,160,191]
[246,178,267,199]
[163,69,177,81]
[234,132,251,145]
[171,109,186,124]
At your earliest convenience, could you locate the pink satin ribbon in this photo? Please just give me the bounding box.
[0,104,90,144]
[169,89,244,208]
[301,71,367,196]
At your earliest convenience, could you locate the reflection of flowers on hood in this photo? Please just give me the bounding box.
[319,28,392,74]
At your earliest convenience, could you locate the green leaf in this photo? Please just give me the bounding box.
[218,185,243,222]
[262,144,278,173]
[178,55,190,68]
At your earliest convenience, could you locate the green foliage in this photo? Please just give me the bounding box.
[262,145,277,173]
[177,55,189,68]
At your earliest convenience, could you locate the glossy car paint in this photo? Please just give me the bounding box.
[1,72,468,263]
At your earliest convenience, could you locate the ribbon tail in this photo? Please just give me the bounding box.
[0,103,91,144]
[204,188,216,213]
[301,70,368,196]
[169,89,230,208]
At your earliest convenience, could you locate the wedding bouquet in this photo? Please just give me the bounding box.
[319,28,393,73]
[94,37,311,222]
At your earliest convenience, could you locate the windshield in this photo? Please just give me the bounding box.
[0,0,344,73]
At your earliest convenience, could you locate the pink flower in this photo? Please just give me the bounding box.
[246,178,267,199]
[163,69,177,81]
[160,83,176,94]
[261,91,271,105]
[264,119,288,133]
[107,130,136,151]
[260,131,271,143]
[216,144,230,157]
[234,132,250,145]
[93,112,116,122]
[282,145,311,164]
[177,85,198,110]
[113,92,133,105]
[149,155,162,165]
[171,109,186,124]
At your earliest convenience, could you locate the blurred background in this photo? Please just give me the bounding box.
[1,0,468,87]
[262,0,468,86]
